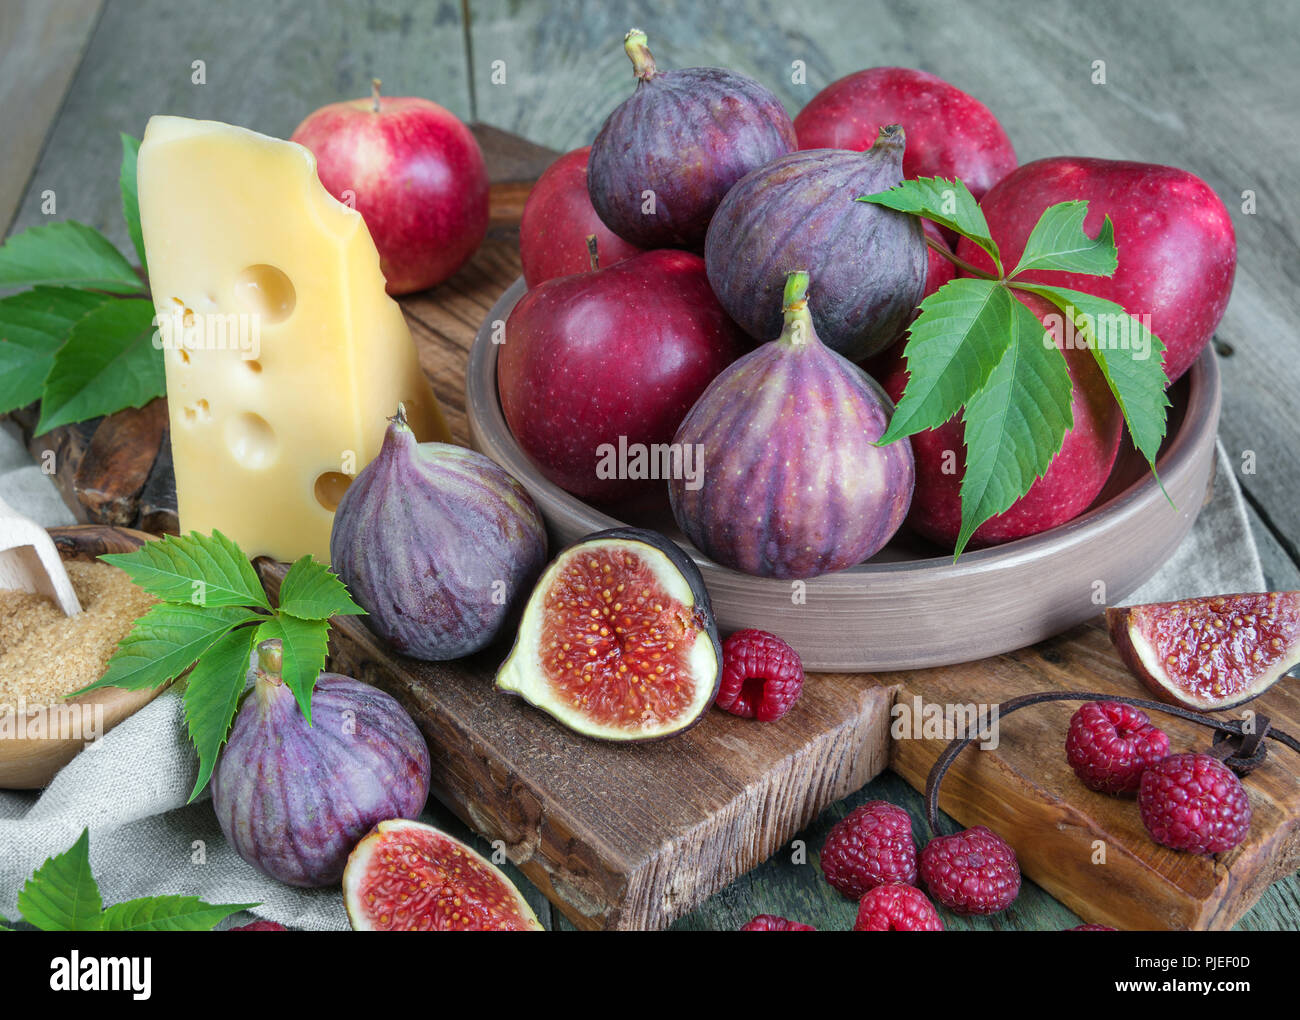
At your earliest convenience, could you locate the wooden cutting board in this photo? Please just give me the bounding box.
[6,126,1297,930]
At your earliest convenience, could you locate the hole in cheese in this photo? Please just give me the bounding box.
[234,264,296,323]
[313,471,353,512]
[225,412,277,468]
[245,359,263,374]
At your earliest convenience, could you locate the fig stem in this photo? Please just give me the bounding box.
[922,689,1300,838]
[390,402,409,429]
[371,78,382,113]
[778,270,816,348]
[585,234,600,272]
[256,639,284,680]
[623,28,657,80]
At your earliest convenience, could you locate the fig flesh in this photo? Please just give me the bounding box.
[496,528,721,741]
[1108,592,1300,711]
[343,818,543,931]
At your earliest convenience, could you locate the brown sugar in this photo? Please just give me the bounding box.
[0,560,156,711]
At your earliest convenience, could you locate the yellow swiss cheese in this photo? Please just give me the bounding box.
[137,116,449,562]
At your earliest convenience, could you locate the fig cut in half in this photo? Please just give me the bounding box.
[343,819,543,931]
[1107,591,1300,711]
[496,527,722,741]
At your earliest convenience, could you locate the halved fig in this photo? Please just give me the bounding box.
[1107,592,1300,711]
[496,527,722,741]
[343,819,543,931]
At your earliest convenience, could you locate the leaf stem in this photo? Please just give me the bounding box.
[928,233,997,280]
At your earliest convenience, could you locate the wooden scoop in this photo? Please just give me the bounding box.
[0,496,82,616]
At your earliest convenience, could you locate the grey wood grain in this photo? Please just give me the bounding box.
[6,0,473,255]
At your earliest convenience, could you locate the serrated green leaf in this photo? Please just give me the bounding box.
[183,624,259,801]
[255,614,329,724]
[72,602,261,695]
[16,829,103,931]
[1010,201,1117,278]
[859,176,1001,274]
[0,220,142,293]
[1018,283,1171,488]
[0,287,111,414]
[119,133,147,278]
[955,296,1074,556]
[98,896,257,932]
[100,530,271,610]
[876,279,1013,445]
[35,298,163,434]
[276,556,366,620]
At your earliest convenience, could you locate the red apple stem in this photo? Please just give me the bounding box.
[922,689,1299,838]
[585,234,600,272]
[371,77,382,113]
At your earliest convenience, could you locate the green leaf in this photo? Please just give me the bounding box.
[859,176,1001,275]
[16,828,103,931]
[100,530,271,610]
[255,614,329,723]
[0,287,111,414]
[35,297,163,434]
[276,556,366,620]
[955,296,1074,556]
[0,220,142,293]
[98,896,257,932]
[182,624,259,800]
[72,602,261,695]
[1010,201,1117,278]
[876,279,1014,445]
[119,133,147,277]
[1017,283,1172,485]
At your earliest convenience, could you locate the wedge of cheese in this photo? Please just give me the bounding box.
[137,115,449,562]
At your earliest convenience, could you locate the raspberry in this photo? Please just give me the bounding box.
[1138,753,1251,854]
[820,800,917,898]
[739,914,816,931]
[229,920,288,931]
[1066,701,1170,794]
[1067,924,1117,931]
[919,826,1020,915]
[853,884,944,931]
[715,629,804,721]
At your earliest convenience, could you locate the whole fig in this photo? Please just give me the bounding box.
[705,126,926,360]
[330,405,547,660]
[588,29,796,250]
[212,640,431,888]
[670,271,914,579]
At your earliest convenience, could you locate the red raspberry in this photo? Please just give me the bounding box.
[919,826,1020,915]
[1138,753,1251,854]
[229,920,288,931]
[820,800,917,899]
[715,629,804,721]
[1066,701,1170,794]
[739,914,816,931]
[853,884,944,931]
[1067,924,1117,931]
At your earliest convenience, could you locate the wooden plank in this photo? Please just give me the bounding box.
[0,0,101,233]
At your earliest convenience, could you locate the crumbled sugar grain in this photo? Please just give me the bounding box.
[0,560,156,711]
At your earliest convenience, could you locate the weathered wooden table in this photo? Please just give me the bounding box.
[3,0,1297,930]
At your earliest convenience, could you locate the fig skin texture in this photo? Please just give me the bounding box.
[344,818,543,931]
[519,146,645,288]
[794,66,1017,201]
[1107,592,1300,712]
[671,272,915,579]
[496,527,722,742]
[330,405,547,661]
[705,127,926,360]
[212,641,431,888]
[957,157,1237,384]
[588,29,796,251]
[878,292,1124,550]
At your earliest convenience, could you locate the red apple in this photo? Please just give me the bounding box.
[520,147,645,288]
[956,157,1236,383]
[794,68,1017,200]
[879,293,1124,549]
[291,82,488,295]
[498,250,745,504]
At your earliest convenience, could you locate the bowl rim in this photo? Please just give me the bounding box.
[469,275,1222,585]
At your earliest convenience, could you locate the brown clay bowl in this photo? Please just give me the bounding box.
[0,525,164,789]
[467,278,1221,672]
